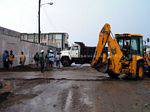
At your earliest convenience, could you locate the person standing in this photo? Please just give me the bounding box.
[48,50,55,68]
[34,52,39,67]
[39,50,45,73]
[9,50,15,68]
[55,52,61,68]
[19,51,26,66]
[45,50,50,69]
[2,50,9,69]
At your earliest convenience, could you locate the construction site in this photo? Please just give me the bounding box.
[0,23,150,112]
[0,0,150,112]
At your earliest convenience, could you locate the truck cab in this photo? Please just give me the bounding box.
[60,43,81,67]
[69,44,80,58]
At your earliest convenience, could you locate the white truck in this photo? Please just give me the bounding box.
[60,42,96,67]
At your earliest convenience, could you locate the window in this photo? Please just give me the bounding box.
[140,37,144,56]
[48,34,53,40]
[118,39,123,48]
[117,36,143,56]
[131,39,138,51]
[72,46,78,50]
[131,38,141,55]
[55,34,62,40]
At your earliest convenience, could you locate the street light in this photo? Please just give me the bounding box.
[38,0,53,44]
[41,2,53,6]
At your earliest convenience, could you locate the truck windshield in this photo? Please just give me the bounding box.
[72,46,78,50]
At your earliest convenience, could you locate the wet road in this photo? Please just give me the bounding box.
[0,65,150,112]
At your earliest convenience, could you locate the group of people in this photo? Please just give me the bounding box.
[33,49,61,73]
[2,49,60,72]
[2,50,26,69]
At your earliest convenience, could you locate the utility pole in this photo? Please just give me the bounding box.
[38,0,53,44]
[38,0,41,44]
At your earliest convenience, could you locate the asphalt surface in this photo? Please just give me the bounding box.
[0,64,150,112]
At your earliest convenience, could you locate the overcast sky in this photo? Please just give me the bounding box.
[0,0,150,46]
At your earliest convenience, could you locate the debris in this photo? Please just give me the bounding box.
[144,103,150,107]
[53,104,57,107]
[0,80,13,97]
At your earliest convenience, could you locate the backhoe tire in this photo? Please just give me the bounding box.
[101,62,109,73]
[61,57,71,67]
[108,71,119,79]
[96,62,108,73]
[136,61,144,80]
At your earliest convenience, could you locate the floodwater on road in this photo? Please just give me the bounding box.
[0,65,150,112]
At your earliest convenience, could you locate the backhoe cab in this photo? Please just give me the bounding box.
[92,23,145,79]
[116,34,144,58]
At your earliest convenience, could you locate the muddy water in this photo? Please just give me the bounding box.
[0,80,150,112]
[0,66,150,112]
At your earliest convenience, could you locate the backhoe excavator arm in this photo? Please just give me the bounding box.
[92,23,123,74]
[92,24,111,66]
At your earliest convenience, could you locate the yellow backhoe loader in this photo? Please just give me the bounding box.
[92,23,146,79]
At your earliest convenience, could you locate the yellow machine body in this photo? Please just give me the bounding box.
[92,23,145,79]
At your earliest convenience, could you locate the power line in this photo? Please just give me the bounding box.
[42,8,58,31]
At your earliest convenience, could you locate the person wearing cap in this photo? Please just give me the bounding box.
[39,50,45,72]
[48,50,55,68]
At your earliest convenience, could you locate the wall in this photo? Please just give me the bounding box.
[0,26,48,68]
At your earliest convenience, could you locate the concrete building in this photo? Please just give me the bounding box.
[21,33,69,50]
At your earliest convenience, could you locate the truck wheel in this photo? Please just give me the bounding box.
[61,58,71,67]
[136,61,144,80]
